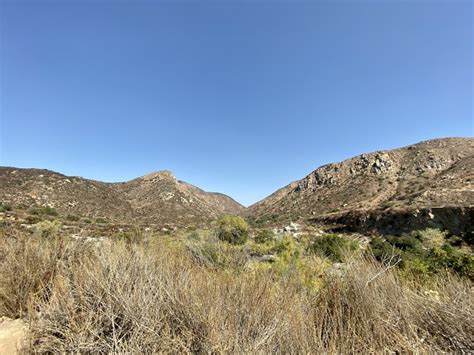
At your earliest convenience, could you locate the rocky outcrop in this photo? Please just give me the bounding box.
[249,138,474,233]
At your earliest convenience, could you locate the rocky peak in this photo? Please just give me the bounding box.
[140,170,176,182]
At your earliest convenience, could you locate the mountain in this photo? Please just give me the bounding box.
[114,171,244,225]
[1,137,472,234]
[0,168,244,227]
[249,138,473,235]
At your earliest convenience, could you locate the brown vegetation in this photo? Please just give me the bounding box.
[1,227,472,353]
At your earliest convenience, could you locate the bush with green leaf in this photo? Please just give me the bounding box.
[215,215,249,245]
[255,229,274,244]
[308,234,358,262]
[29,206,58,216]
[66,214,80,222]
[426,245,474,280]
[0,203,12,212]
[369,237,400,261]
[34,220,61,238]
[369,229,474,280]
[385,234,423,253]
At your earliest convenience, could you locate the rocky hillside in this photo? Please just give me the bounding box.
[249,138,473,235]
[114,171,244,225]
[0,168,244,227]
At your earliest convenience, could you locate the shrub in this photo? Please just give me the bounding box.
[385,235,423,253]
[29,206,58,216]
[0,229,78,318]
[370,231,474,280]
[411,228,447,248]
[0,203,12,212]
[369,237,400,261]
[25,215,42,224]
[308,234,358,262]
[34,220,61,238]
[255,229,274,244]
[215,215,248,245]
[426,245,474,280]
[65,214,80,222]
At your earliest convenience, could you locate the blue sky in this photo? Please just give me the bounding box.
[0,1,472,206]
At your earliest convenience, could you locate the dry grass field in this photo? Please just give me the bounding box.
[1,225,472,353]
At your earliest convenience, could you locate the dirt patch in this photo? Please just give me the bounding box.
[0,317,27,354]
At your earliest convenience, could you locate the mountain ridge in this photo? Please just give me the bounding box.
[0,167,244,227]
[1,137,472,233]
[248,137,473,234]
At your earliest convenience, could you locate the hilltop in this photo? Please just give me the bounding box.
[0,168,244,228]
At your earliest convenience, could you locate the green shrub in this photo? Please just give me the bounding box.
[411,228,447,248]
[29,206,58,216]
[25,215,42,224]
[369,237,400,261]
[308,234,358,262]
[426,245,474,280]
[385,235,423,253]
[271,235,301,263]
[215,215,249,245]
[188,231,201,241]
[0,203,12,212]
[255,229,274,244]
[34,220,61,238]
[66,214,80,222]
[370,231,474,280]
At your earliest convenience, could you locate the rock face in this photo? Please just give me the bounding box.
[0,168,244,227]
[249,138,474,235]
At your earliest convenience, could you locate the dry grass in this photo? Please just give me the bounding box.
[1,228,473,353]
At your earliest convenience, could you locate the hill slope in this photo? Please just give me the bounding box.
[249,138,473,234]
[0,168,244,226]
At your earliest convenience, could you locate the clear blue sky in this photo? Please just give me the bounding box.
[0,1,472,206]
